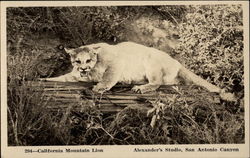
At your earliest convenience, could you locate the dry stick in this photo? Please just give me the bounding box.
[59,10,78,42]
[16,34,23,54]
[200,26,243,50]
[16,8,35,23]
[7,107,20,145]
[100,126,114,139]
[211,106,220,144]
[88,125,114,139]
[180,111,199,127]
[67,7,87,45]
[165,10,179,26]
[209,102,220,144]
[46,7,53,25]
[28,15,41,29]
[152,6,179,26]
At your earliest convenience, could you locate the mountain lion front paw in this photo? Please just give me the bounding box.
[92,85,109,93]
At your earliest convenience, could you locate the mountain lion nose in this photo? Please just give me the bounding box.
[78,67,87,72]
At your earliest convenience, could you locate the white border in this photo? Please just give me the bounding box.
[1,1,249,158]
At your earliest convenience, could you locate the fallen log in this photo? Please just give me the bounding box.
[26,81,221,113]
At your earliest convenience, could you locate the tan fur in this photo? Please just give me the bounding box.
[40,42,236,101]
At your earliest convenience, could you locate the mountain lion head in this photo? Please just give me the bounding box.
[64,46,101,75]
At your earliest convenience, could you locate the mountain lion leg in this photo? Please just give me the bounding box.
[39,73,73,82]
[39,72,88,82]
[92,67,120,93]
[163,73,179,85]
[132,69,163,93]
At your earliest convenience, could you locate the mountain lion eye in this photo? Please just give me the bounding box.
[75,60,81,64]
[86,59,91,63]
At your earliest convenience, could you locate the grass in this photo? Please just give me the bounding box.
[7,54,245,145]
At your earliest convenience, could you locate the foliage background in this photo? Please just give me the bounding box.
[6,5,244,145]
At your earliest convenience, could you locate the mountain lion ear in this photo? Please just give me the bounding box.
[92,46,101,54]
[64,47,69,52]
[64,48,76,56]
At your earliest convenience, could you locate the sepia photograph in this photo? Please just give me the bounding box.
[1,1,249,158]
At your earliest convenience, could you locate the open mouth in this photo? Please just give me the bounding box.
[80,71,87,77]
[79,68,90,77]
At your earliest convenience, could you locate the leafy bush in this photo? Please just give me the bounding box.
[176,5,243,95]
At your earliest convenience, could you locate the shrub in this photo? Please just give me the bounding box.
[176,5,243,95]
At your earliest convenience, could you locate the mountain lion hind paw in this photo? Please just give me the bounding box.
[132,85,156,94]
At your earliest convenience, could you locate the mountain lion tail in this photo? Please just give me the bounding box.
[178,66,236,101]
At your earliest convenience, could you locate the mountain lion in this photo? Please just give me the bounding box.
[40,42,236,101]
